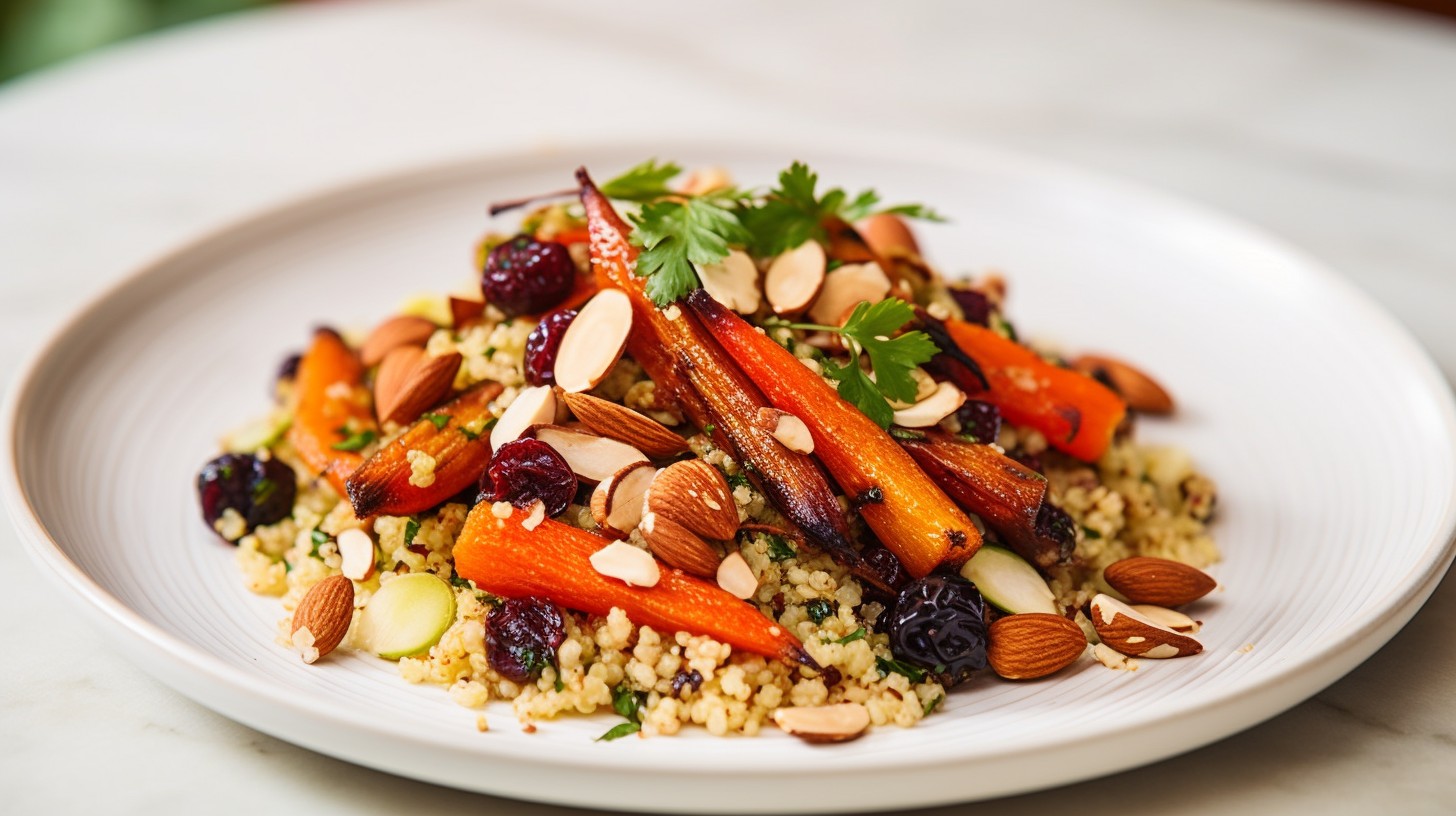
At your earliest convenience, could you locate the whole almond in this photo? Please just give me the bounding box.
[562,391,689,459]
[1103,556,1215,607]
[639,511,722,578]
[645,460,739,541]
[987,613,1087,680]
[361,315,437,367]
[1089,593,1202,659]
[1072,354,1174,415]
[291,574,355,662]
[375,350,462,426]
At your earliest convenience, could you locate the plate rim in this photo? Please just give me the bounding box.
[6,134,1456,805]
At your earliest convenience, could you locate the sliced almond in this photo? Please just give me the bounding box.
[764,241,827,316]
[639,511,722,578]
[891,381,966,428]
[694,249,761,314]
[644,459,739,540]
[491,385,557,451]
[1102,556,1215,607]
[562,391,690,458]
[716,551,758,600]
[375,350,462,425]
[530,424,648,483]
[449,295,487,329]
[757,407,814,454]
[337,528,377,582]
[589,460,657,539]
[291,574,354,663]
[554,289,632,393]
[361,315,437,367]
[856,213,920,259]
[1089,593,1202,659]
[987,613,1087,680]
[1071,354,1174,415]
[772,703,871,744]
[589,540,661,587]
[1130,604,1201,634]
[807,262,891,326]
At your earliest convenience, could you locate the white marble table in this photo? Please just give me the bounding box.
[3,0,1454,812]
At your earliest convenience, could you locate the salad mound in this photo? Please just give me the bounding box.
[198,160,1219,741]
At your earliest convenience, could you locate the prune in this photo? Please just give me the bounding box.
[855,545,910,606]
[885,575,988,688]
[481,438,576,517]
[486,597,566,682]
[196,453,296,541]
[523,308,578,387]
[955,400,1001,445]
[482,235,575,317]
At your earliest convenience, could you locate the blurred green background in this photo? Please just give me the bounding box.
[0,0,282,82]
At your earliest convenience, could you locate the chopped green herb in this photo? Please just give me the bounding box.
[612,684,646,721]
[876,656,928,683]
[805,599,835,624]
[331,429,376,452]
[448,573,472,589]
[403,519,421,546]
[308,529,330,559]
[424,413,450,431]
[459,427,480,441]
[596,721,642,742]
[554,675,565,693]
[483,346,497,359]
[600,159,683,203]
[1081,526,1102,540]
[831,627,867,645]
[923,693,944,717]
[702,423,716,435]
[726,472,751,490]
[765,535,796,562]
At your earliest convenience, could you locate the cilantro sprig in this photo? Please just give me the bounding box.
[741,162,945,257]
[770,298,939,428]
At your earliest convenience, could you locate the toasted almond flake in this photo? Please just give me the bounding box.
[764,241,827,315]
[1093,642,1137,671]
[522,500,547,531]
[532,425,649,482]
[772,703,871,743]
[1131,604,1201,633]
[891,381,966,428]
[856,213,920,258]
[1089,593,1202,659]
[694,249,761,314]
[491,384,557,451]
[716,552,758,599]
[590,461,658,538]
[589,540,661,587]
[555,289,632,393]
[337,528,377,581]
[758,408,814,454]
[807,262,891,326]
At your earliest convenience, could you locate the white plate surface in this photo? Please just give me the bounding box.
[5,140,1455,812]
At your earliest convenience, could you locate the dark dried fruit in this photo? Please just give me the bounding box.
[671,668,704,698]
[886,575,988,688]
[276,352,301,385]
[523,307,578,387]
[1034,502,1076,565]
[197,453,296,541]
[856,545,910,605]
[955,400,1001,445]
[482,235,575,317]
[948,286,991,326]
[481,438,577,517]
[485,597,566,682]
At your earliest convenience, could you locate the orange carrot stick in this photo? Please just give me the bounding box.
[288,328,376,495]
[944,319,1126,461]
[688,290,981,577]
[453,503,816,667]
[346,382,503,518]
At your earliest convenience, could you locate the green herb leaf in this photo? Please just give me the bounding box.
[765,535,796,563]
[308,529,329,559]
[879,203,947,222]
[424,413,450,431]
[554,675,565,693]
[805,599,835,624]
[839,299,940,405]
[403,519,420,546]
[876,656,928,683]
[600,159,683,203]
[923,693,944,717]
[702,423,716,435]
[741,161,945,256]
[612,684,646,721]
[596,721,642,742]
[629,197,751,306]
[831,627,867,645]
[824,360,894,429]
[331,429,376,452]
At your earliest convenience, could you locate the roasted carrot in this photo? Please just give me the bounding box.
[688,290,981,576]
[899,430,1074,569]
[288,328,376,495]
[346,382,502,518]
[453,502,817,667]
[943,319,1126,462]
[578,171,859,565]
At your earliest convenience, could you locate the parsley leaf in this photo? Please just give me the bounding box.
[423,413,450,431]
[923,693,944,717]
[612,685,645,721]
[876,656,928,683]
[829,627,867,645]
[765,535,797,562]
[331,429,376,452]
[308,529,329,559]
[596,721,642,742]
[403,519,420,547]
[741,161,945,256]
[600,159,682,202]
[629,197,750,306]
[824,360,894,429]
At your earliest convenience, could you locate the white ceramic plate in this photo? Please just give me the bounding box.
[5,140,1455,812]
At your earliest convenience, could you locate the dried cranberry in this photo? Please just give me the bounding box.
[481,438,576,517]
[523,308,578,387]
[486,597,566,682]
[948,286,991,325]
[196,453,296,541]
[1033,502,1076,564]
[955,400,1001,445]
[670,668,704,698]
[275,352,301,385]
[886,575,988,688]
[482,235,575,317]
